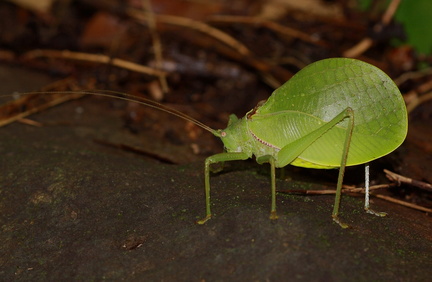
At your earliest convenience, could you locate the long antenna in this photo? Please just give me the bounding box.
[6,90,221,137]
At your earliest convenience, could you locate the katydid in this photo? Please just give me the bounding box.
[197,58,407,227]
[2,58,407,228]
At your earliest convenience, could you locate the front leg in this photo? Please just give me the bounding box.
[256,155,278,220]
[197,152,249,224]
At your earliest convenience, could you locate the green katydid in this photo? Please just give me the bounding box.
[2,58,407,228]
[197,58,407,227]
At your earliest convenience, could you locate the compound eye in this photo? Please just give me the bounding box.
[221,131,227,137]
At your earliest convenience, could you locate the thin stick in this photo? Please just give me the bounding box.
[406,91,432,114]
[384,169,432,192]
[381,0,402,25]
[343,0,401,58]
[279,183,394,195]
[279,183,432,213]
[0,91,85,127]
[374,194,432,213]
[141,0,169,94]
[126,8,252,57]
[22,49,167,77]
[208,15,328,47]
[394,68,432,86]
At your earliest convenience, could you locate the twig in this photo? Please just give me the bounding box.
[0,77,102,127]
[406,91,432,114]
[374,194,432,213]
[207,15,328,47]
[278,183,394,195]
[22,49,167,77]
[381,0,402,25]
[343,0,401,58]
[279,181,432,214]
[394,67,432,86]
[0,78,85,127]
[400,78,432,113]
[141,0,169,94]
[384,169,432,192]
[126,8,252,57]
[17,118,43,127]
